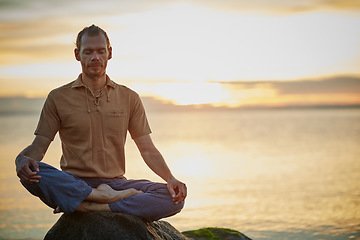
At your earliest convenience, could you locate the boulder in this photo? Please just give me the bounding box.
[44,212,252,240]
[44,212,188,240]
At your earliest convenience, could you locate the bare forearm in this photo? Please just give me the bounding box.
[134,135,175,182]
[134,135,187,204]
[18,135,50,161]
[16,144,44,165]
[141,150,175,182]
[143,151,187,204]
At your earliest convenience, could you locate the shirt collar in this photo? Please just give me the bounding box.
[71,74,116,89]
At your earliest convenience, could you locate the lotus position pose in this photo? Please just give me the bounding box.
[15,24,186,221]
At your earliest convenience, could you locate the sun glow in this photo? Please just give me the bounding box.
[131,81,228,106]
[106,4,360,82]
[105,4,360,107]
[1,2,360,107]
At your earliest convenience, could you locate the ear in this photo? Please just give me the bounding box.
[108,47,112,60]
[74,48,81,61]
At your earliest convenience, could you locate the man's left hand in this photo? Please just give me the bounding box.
[167,178,187,205]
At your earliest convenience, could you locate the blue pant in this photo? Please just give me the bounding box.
[21,162,184,221]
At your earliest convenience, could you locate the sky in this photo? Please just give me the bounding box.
[1,0,360,108]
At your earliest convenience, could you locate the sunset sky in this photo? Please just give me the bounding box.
[1,0,360,107]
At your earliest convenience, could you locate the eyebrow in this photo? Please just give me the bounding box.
[82,47,107,52]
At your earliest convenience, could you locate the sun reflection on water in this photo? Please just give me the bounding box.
[1,109,359,239]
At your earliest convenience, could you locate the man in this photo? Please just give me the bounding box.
[15,24,186,221]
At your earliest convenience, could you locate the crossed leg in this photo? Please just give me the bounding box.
[54,184,143,213]
[22,162,182,220]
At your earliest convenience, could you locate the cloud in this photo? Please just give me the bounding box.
[322,0,360,9]
[0,19,79,65]
[0,1,170,64]
[1,0,360,89]
[184,0,360,14]
[0,0,167,21]
[270,76,360,95]
[1,0,359,23]
[218,76,360,95]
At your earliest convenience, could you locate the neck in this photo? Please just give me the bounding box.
[81,73,107,91]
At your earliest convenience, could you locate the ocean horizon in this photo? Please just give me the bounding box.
[1,96,360,116]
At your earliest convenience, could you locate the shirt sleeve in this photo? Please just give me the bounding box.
[34,92,60,141]
[128,93,152,139]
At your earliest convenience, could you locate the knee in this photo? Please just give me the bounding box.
[21,180,41,196]
[172,200,185,215]
[146,200,184,221]
[20,180,58,209]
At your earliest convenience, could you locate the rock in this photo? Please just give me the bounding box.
[182,227,252,240]
[44,212,189,240]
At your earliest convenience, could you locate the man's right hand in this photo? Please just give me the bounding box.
[15,135,51,184]
[16,156,41,184]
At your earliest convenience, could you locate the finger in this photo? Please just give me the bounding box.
[180,183,187,197]
[18,167,37,178]
[174,184,187,204]
[24,173,41,182]
[167,185,176,199]
[18,168,41,183]
[175,192,185,203]
[173,193,182,204]
[174,183,186,196]
[19,173,40,184]
[23,167,38,176]
[174,196,184,204]
[24,169,41,182]
[29,174,41,181]
[29,160,40,172]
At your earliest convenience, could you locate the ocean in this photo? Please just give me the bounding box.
[0,98,359,239]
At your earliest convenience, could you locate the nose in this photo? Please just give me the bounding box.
[91,53,100,61]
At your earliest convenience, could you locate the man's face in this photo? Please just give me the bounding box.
[75,33,112,79]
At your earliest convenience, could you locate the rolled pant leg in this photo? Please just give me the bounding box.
[83,178,184,222]
[21,162,92,213]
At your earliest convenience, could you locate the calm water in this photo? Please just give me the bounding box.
[0,106,359,240]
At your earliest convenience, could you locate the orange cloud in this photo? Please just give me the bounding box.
[218,76,360,107]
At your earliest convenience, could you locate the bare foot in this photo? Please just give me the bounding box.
[76,201,111,212]
[90,184,143,204]
[55,184,144,213]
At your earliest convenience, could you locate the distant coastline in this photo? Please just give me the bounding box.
[0,96,359,115]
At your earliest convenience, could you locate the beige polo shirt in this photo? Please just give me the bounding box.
[35,74,151,178]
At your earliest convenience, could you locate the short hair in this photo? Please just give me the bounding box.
[76,24,111,50]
